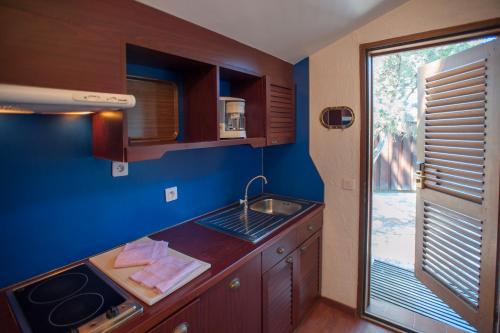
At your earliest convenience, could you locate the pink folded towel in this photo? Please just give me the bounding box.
[114,240,169,268]
[130,256,202,294]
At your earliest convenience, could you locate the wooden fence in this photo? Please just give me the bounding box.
[373,135,416,192]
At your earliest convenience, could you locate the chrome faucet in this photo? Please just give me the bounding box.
[240,175,268,212]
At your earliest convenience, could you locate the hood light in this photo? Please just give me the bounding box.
[41,111,94,116]
[0,106,35,114]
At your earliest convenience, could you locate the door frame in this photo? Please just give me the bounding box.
[357,17,500,331]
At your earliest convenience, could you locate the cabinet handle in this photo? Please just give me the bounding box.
[229,277,241,290]
[286,256,293,264]
[307,224,314,232]
[300,245,308,253]
[173,322,189,333]
[276,247,285,254]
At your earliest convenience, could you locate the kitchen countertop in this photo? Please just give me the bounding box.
[0,195,324,333]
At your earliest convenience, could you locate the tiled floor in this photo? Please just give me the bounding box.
[296,299,393,333]
[370,260,475,332]
[367,298,470,333]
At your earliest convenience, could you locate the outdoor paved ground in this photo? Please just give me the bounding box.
[371,192,416,270]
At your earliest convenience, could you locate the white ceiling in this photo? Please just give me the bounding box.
[136,0,408,64]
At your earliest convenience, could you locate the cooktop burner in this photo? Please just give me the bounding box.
[28,273,88,305]
[49,292,104,328]
[7,263,142,333]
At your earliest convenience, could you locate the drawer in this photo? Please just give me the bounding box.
[149,299,202,333]
[262,230,297,272]
[297,212,323,245]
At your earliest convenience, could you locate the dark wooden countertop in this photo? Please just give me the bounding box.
[0,198,324,333]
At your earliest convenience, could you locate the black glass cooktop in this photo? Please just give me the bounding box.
[8,264,130,333]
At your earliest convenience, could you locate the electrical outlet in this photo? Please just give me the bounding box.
[342,178,356,190]
[165,187,178,202]
[112,162,128,177]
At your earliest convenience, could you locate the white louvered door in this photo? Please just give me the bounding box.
[415,39,500,333]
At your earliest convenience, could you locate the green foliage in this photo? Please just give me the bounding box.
[373,39,490,141]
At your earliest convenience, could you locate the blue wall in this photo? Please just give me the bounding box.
[0,59,323,288]
[0,115,262,287]
[264,58,324,202]
[0,64,264,287]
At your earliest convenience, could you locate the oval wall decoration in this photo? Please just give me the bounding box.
[320,106,355,129]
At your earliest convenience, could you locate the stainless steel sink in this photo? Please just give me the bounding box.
[196,196,313,243]
[250,198,302,216]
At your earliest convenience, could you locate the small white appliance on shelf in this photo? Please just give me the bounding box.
[219,97,246,139]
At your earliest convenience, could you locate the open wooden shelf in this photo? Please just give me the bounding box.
[126,137,266,161]
[92,42,295,162]
[219,67,266,140]
[126,44,218,144]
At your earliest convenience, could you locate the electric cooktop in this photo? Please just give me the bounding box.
[7,263,142,333]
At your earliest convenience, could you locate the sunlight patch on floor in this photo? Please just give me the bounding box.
[371,192,416,270]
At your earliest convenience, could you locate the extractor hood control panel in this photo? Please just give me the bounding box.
[72,92,134,105]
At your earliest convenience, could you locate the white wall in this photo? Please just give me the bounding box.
[310,0,500,308]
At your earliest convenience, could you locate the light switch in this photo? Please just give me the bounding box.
[342,178,356,190]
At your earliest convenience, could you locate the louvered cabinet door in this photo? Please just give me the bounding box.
[415,39,500,333]
[265,77,295,145]
[297,233,321,322]
[262,253,296,333]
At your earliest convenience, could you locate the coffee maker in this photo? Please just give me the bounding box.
[219,97,246,139]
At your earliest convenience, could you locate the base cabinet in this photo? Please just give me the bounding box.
[262,253,296,333]
[262,231,321,333]
[201,255,262,333]
[148,213,322,333]
[297,234,321,322]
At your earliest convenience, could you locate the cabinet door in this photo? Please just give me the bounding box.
[149,299,202,333]
[262,252,297,333]
[201,255,261,333]
[265,77,295,145]
[0,6,123,93]
[297,233,321,322]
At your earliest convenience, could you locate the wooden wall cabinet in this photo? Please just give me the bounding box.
[0,5,123,94]
[265,78,296,146]
[0,0,296,161]
[93,43,278,162]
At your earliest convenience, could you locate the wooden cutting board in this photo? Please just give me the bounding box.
[89,237,211,306]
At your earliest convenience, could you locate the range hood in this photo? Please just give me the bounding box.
[0,84,136,114]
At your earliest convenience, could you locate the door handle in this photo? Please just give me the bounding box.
[229,277,241,290]
[173,322,189,333]
[416,162,426,189]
